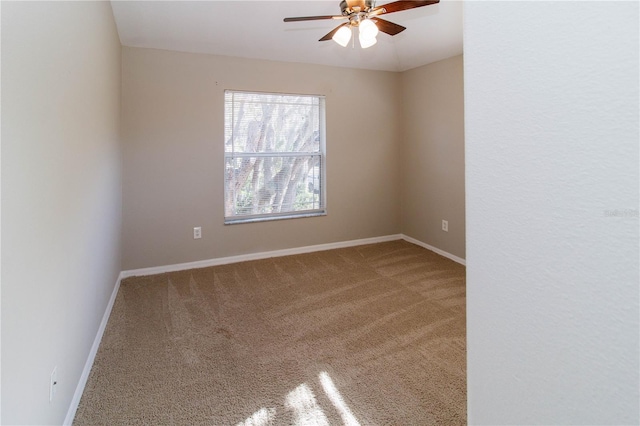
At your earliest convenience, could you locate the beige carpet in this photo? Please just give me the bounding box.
[74,240,466,425]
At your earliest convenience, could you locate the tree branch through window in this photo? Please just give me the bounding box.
[224,91,326,223]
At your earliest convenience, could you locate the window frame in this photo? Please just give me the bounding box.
[223,90,327,225]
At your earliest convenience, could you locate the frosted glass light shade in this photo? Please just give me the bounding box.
[332,26,352,47]
[359,32,377,48]
[359,19,379,40]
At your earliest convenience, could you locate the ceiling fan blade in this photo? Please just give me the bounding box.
[372,0,439,15]
[371,17,406,36]
[284,15,344,22]
[319,23,349,41]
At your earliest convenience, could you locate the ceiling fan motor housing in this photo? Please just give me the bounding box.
[340,0,374,16]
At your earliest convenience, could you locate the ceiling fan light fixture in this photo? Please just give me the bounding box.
[332,26,352,47]
[359,18,379,40]
[359,32,377,48]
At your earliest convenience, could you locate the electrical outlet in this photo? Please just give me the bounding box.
[193,227,202,239]
[50,367,58,403]
[442,220,449,232]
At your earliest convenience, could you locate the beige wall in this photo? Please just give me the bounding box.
[1,2,122,424]
[400,55,465,259]
[122,47,402,270]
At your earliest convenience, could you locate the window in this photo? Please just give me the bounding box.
[224,90,326,223]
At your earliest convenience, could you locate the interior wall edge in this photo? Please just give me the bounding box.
[398,54,466,261]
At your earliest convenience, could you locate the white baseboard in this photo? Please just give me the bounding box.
[121,234,404,278]
[401,234,467,266]
[64,273,123,426]
[401,234,466,266]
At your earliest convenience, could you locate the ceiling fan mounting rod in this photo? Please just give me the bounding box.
[348,12,366,27]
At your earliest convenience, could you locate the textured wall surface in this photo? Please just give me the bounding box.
[401,55,465,259]
[121,47,401,270]
[1,2,122,424]
[465,1,639,424]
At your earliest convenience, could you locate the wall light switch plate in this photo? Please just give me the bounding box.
[194,227,202,239]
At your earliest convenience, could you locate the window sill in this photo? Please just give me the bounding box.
[224,211,327,225]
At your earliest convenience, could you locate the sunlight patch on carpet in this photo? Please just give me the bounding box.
[286,383,329,426]
[319,371,361,426]
[237,407,276,426]
[237,372,361,426]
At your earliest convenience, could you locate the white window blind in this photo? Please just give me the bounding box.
[224,91,326,223]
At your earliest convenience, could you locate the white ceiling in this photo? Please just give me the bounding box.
[110,0,463,72]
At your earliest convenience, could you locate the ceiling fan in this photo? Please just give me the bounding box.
[284,0,440,48]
